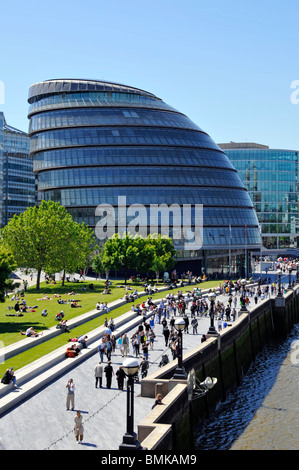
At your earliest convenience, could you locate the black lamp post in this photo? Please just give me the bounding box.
[173,317,187,380]
[207,292,218,335]
[277,269,282,297]
[288,266,293,289]
[119,358,142,450]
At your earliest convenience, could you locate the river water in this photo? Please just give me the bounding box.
[195,323,299,450]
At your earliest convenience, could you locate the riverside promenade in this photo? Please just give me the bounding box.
[0,273,282,451]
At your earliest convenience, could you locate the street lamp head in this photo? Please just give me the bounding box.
[200,376,218,390]
[122,358,139,376]
[277,269,282,275]
[241,279,247,286]
[208,292,216,302]
[174,317,186,331]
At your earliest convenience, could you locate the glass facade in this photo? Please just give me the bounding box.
[0,112,35,226]
[28,79,261,271]
[220,143,299,250]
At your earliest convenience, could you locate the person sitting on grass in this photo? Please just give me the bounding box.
[37,293,51,300]
[70,301,81,308]
[102,288,111,294]
[20,327,43,337]
[56,320,70,333]
[55,311,65,321]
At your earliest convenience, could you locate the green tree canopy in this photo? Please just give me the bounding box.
[146,234,177,278]
[100,232,177,282]
[0,247,17,302]
[0,200,97,289]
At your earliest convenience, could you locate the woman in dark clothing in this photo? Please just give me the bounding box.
[116,366,126,390]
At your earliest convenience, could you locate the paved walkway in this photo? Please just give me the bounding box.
[0,281,273,451]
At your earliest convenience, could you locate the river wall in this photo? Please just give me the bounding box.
[138,286,299,450]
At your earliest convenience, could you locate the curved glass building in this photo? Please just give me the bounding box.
[219,142,299,253]
[28,79,261,275]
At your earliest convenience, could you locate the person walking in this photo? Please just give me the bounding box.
[142,341,149,361]
[105,338,113,361]
[104,361,114,389]
[66,378,75,411]
[94,361,103,388]
[117,334,123,356]
[183,314,189,334]
[140,356,149,378]
[74,410,84,444]
[98,338,106,362]
[133,335,140,357]
[191,316,198,334]
[163,325,170,346]
[122,333,129,357]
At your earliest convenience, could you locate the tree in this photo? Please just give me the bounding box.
[48,221,97,285]
[92,249,115,281]
[147,234,177,279]
[0,200,97,289]
[101,232,139,284]
[133,235,155,276]
[0,247,17,302]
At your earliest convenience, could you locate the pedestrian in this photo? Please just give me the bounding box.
[133,335,140,357]
[163,325,170,346]
[149,329,155,349]
[116,366,126,390]
[104,361,114,388]
[117,334,123,356]
[105,338,112,361]
[94,361,103,388]
[98,338,106,362]
[122,333,129,357]
[74,410,84,444]
[191,316,198,334]
[66,378,75,410]
[140,356,149,378]
[183,314,189,333]
[142,341,149,360]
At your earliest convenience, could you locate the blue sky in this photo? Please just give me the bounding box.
[1,0,299,149]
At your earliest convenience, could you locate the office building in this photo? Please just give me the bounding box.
[220,142,299,254]
[0,112,35,226]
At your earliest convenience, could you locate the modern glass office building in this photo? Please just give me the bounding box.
[219,142,299,252]
[0,112,35,227]
[28,79,261,275]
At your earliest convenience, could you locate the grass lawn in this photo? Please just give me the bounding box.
[0,278,223,376]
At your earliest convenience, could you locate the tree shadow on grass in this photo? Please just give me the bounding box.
[0,321,47,335]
